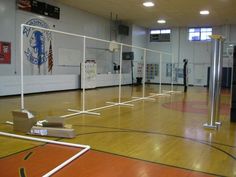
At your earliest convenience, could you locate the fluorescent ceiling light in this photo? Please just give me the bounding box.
[157,19,166,24]
[200,10,210,15]
[143,2,155,7]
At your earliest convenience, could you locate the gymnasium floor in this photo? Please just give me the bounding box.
[0,85,235,177]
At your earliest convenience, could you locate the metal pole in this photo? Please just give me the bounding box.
[215,38,224,124]
[20,24,24,110]
[118,44,123,103]
[204,35,224,129]
[142,49,147,98]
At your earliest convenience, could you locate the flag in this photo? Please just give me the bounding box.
[48,40,53,74]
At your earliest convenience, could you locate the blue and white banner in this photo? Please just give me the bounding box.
[23,18,53,74]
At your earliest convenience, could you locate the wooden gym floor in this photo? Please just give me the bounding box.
[0,85,235,177]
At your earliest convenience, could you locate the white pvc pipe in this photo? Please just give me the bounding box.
[159,53,162,94]
[0,131,90,177]
[43,147,90,177]
[118,44,123,103]
[62,86,170,118]
[20,24,24,110]
[21,24,172,56]
[88,104,118,112]
[171,54,174,91]
[142,49,147,98]
[82,37,86,111]
[0,131,89,149]
[20,24,174,118]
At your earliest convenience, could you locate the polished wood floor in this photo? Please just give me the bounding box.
[0,85,236,177]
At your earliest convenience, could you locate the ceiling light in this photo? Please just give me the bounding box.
[143,1,155,7]
[157,19,166,24]
[200,10,210,15]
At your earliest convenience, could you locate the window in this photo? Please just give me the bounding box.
[188,27,212,41]
[150,29,171,42]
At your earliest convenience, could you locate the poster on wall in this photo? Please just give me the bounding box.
[81,60,97,89]
[146,64,159,80]
[0,42,11,64]
[23,18,53,75]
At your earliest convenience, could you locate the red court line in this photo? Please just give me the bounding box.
[0,144,80,177]
[0,144,217,177]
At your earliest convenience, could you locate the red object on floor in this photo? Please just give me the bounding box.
[0,144,217,177]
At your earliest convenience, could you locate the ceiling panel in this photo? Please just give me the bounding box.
[55,0,236,28]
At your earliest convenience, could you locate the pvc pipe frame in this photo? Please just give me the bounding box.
[0,131,90,177]
[20,24,173,118]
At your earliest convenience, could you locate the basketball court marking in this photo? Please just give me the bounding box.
[0,132,90,177]
[162,101,230,115]
[71,124,236,149]
[0,143,220,177]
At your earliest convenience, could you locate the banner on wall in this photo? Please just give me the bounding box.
[0,42,11,64]
[23,18,53,74]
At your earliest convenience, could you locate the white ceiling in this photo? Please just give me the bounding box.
[56,0,236,28]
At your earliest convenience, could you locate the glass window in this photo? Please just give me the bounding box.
[188,27,212,41]
[150,29,171,42]
[150,30,161,34]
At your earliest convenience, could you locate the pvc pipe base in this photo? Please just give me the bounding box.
[106,102,134,107]
[132,97,155,101]
[215,121,222,125]
[203,123,218,129]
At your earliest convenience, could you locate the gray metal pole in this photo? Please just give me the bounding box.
[215,39,224,125]
[204,35,224,129]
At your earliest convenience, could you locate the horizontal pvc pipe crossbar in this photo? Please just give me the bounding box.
[61,104,117,118]
[0,131,90,177]
[21,24,172,56]
[68,109,100,116]
[22,23,174,120]
[106,102,134,107]
[60,88,171,118]
[162,90,182,94]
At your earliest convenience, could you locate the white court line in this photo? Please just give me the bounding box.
[0,132,90,177]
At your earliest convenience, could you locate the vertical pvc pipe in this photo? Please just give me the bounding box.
[171,54,174,91]
[118,44,123,103]
[82,37,86,111]
[20,24,24,110]
[159,53,162,94]
[142,49,147,98]
[204,35,224,129]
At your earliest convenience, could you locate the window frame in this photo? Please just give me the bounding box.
[188,27,212,42]
[150,29,171,42]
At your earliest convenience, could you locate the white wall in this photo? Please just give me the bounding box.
[146,25,236,86]
[0,0,16,75]
[1,0,236,96]
[0,0,133,96]
[131,25,148,79]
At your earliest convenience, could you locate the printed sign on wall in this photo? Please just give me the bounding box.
[0,42,11,64]
[23,18,53,74]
